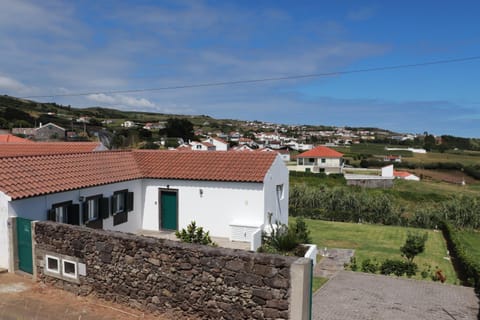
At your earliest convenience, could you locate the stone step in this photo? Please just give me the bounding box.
[0,268,8,274]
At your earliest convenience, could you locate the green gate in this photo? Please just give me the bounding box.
[16,217,33,274]
[160,191,178,230]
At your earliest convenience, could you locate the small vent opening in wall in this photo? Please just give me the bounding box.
[45,255,60,274]
[62,260,77,279]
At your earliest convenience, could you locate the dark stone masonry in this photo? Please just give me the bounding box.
[33,222,299,319]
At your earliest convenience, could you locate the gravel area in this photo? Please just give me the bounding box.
[313,271,479,320]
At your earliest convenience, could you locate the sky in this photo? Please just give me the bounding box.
[1,0,480,138]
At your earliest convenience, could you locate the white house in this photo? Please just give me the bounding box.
[295,145,344,174]
[203,137,229,151]
[122,121,136,128]
[0,150,288,273]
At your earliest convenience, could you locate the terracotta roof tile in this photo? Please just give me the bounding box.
[0,134,34,143]
[0,150,278,200]
[394,170,411,178]
[297,146,343,158]
[133,150,276,183]
[0,142,103,157]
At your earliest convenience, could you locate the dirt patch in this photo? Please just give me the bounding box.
[410,169,477,184]
[0,273,197,320]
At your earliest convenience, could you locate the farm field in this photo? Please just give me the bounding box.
[301,218,458,284]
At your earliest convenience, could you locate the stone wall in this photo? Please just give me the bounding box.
[33,222,310,319]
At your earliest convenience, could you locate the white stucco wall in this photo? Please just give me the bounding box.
[0,192,11,269]
[8,180,143,233]
[142,179,264,238]
[263,155,289,227]
[297,157,342,167]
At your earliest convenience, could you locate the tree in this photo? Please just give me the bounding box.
[400,232,428,262]
[423,134,436,151]
[162,118,194,141]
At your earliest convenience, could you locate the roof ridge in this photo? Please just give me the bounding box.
[0,149,129,160]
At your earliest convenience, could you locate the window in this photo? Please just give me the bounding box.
[48,201,79,225]
[321,158,326,163]
[112,191,126,214]
[45,255,60,274]
[87,197,99,221]
[111,190,134,226]
[276,184,284,200]
[55,205,68,223]
[62,259,77,279]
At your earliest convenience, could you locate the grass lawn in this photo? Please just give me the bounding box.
[312,276,329,293]
[454,230,480,264]
[301,218,458,284]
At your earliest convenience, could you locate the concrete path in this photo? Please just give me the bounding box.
[139,229,251,250]
[315,248,355,278]
[313,271,479,320]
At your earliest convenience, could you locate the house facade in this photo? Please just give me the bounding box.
[295,145,344,174]
[0,150,288,273]
[203,137,229,151]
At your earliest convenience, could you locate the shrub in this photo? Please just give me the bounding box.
[441,221,480,288]
[175,221,216,246]
[262,223,300,253]
[400,232,428,262]
[259,219,312,255]
[348,257,358,271]
[293,217,311,244]
[361,258,378,273]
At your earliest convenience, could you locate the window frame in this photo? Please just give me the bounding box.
[51,201,73,224]
[84,194,102,222]
[112,190,127,215]
[62,259,78,280]
[276,184,284,200]
[45,255,60,274]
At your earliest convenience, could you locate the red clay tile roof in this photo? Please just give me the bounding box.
[394,170,411,178]
[0,151,142,200]
[0,150,278,200]
[297,146,343,158]
[0,134,34,143]
[0,142,103,157]
[133,150,276,183]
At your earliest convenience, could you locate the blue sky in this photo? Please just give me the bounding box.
[1,1,479,137]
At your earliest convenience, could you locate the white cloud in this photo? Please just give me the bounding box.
[87,94,156,109]
[0,75,29,92]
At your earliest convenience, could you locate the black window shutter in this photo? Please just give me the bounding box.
[47,209,56,221]
[111,195,117,214]
[67,204,80,225]
[100,197,110,219]
[82,201,88,224]
[127,192,134,212]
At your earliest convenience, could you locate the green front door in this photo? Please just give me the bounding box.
[160,191,177,230]
[16,217,33,274]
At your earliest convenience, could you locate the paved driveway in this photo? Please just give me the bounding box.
[313,271,479,320]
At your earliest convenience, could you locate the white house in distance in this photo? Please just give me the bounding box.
[203,137,229,151]
[294,145,344,174]
[0,149,288,274]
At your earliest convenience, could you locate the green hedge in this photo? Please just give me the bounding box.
[441,221,480,288]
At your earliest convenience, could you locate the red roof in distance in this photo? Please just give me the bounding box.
[297,146,343,158]
[0,134,34,143]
